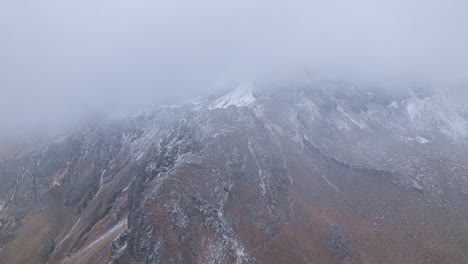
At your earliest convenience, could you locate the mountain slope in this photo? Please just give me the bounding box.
[1,83,467,263]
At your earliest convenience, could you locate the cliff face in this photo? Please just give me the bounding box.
[1,83,467,263]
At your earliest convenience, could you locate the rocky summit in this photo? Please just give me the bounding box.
[1,82,467,263]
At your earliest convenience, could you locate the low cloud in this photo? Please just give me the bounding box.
[1,0,468,136]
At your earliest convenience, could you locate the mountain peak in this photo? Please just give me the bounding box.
[209,83,256,109]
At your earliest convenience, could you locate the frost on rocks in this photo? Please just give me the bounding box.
[405,95,468,139]
[210,83,256,109]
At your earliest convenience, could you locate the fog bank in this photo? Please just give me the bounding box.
[2,0,468,136]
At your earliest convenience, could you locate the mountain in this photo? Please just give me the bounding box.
[1,82,467,263]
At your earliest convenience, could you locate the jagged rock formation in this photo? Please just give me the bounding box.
[0,82,467,263]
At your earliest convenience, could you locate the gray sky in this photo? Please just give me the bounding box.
[1,0,468,136]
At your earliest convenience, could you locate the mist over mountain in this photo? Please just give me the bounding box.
[2,0,468,136]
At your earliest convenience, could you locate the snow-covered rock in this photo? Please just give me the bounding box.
[209,83,256,109]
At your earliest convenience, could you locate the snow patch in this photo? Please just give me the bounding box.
[247,140,266,197]
[405,96,468,139]
[389,101,399,109]
[322,174,342,193]
[65,219,127,263]
[210,83,256,109]
[55,216,83,250]
[415,136,429,144]
[404,136,430,144]
[337,105,367,129]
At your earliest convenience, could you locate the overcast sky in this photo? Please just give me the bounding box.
[1,0,468,136]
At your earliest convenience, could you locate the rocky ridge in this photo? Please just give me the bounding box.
[0,82,467,263]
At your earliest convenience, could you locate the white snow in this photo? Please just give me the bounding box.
[389,101,399,109]
[404,136,430,144]
[322,174,342,193]
[209,83,256,109]
[247,140,266,197]
[405,96,468,139]
[415,136,429,144]
[55,216,83,251]
[337,105,367,129]
[99,169,106,187]
[63,219,127,263]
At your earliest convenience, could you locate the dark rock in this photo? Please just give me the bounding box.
[328,225,355,260]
